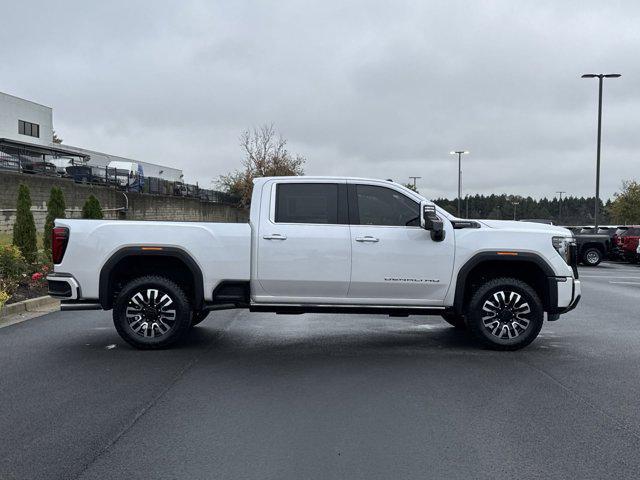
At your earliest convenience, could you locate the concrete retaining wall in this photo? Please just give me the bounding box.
[0,170,247,234]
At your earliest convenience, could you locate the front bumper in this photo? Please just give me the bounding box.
[550,277,581,315]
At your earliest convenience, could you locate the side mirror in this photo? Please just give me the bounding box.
[421,202,445,242]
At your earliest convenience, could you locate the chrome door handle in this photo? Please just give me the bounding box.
[263,233,287,240]
[355,236,379,243]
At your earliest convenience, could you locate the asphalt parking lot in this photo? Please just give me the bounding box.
[2,262,640,480]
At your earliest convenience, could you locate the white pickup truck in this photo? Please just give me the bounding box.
[47,176,581,350]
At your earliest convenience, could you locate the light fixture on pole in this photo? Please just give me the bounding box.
[581,73,621,229]
[508,195,521,221]
[449,150,469,217]
[408,176,421,190]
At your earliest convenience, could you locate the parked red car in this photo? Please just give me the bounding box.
[619,226,640,262]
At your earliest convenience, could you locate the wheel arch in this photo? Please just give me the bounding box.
[453,252,555,315]
[99,246,204,310]
[581,242,606,255]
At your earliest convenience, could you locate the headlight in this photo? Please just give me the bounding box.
[552,236,575,265]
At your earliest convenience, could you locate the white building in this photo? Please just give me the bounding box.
[0,92,54,147]
[0,91,183,181]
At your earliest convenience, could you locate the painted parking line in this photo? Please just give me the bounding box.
[609,281,640,285]
[581,275,640,279]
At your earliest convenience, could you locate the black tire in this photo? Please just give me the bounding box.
[191,310,210,327]
[582,247,602,266]
[113,275,192,349]
[465,277,544,351]
[440,312,466,329]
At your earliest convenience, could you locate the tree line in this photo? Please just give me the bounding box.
[217,124,640,225]
[432,180,640,225]
[432,194,611,225]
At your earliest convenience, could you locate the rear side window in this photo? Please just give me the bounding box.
[355,185,420,226]
[275,183,339,224]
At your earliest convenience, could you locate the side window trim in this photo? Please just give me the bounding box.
[271,181,349,225]
[347,183,359,225]
[348,182,421,228]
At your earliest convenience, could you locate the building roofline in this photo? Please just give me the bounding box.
[63,144,182,173]
[0,91,52,110]
[0,138,89,159]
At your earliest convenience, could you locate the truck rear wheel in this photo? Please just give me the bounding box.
[465,277,544,351]
[113,275,192,349]
[582,247,602,266]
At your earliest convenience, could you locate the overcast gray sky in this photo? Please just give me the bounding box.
[1,0,638,199]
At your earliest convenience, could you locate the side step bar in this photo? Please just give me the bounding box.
[249,304,446,316]
[61,302,102,311]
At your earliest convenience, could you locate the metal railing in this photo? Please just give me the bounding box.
[0,150,239,205]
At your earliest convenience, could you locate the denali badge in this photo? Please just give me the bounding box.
[384,277,440,283]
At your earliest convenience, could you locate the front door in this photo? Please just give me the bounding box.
[255,180,351,301]
[347,182,455,305]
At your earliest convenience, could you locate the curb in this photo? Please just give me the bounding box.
[0,296,60,318]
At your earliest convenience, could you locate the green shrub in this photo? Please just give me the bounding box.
[0,290,9,308]
[82,195,104,219]
[0,244,28,279]
[12,184,38,263]
[43,187,66,257]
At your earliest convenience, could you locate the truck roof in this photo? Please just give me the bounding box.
[253,176,399,184]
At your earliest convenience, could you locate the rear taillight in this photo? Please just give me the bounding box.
[52,227,69,264]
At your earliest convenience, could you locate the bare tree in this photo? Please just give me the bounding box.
[219,124,305,206]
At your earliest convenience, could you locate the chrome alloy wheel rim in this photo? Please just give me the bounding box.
[481,290,531,340]
[586,251,599,264]
[125,289,177,338]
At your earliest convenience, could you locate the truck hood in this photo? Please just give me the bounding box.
[476,219,571,236]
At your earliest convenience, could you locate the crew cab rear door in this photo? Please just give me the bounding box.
[347,181,455,305]
[254,180,351,301]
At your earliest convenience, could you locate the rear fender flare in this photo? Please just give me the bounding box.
[98,246,204,310]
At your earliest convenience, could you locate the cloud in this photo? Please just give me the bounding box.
[1,0,638,199]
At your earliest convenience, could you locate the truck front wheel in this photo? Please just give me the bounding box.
[465,277,544,351]
[113,275,192,349]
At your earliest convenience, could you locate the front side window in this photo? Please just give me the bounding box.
[275,183,339,224]
[355,184,420,226]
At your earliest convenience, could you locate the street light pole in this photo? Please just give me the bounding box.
[581,73,621,229]
[449,150,469,217]
[512,201,519,221]
[408,176,421,190]
[556,191,566,223]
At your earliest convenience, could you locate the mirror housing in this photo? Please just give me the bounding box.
[421,202,445,242]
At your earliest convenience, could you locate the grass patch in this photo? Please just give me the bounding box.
[0,233,44,246]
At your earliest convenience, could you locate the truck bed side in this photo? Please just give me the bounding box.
[54,219,251,302]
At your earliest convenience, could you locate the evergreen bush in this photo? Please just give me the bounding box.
[81,195,104,219]
[43,187,66,257]
[12,184,38,263]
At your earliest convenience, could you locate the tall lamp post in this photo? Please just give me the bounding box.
[449,150,469,217]
[408,176,421,190]
[511,200,520,221]
[556,190,566,223]
[581,73,621,228]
